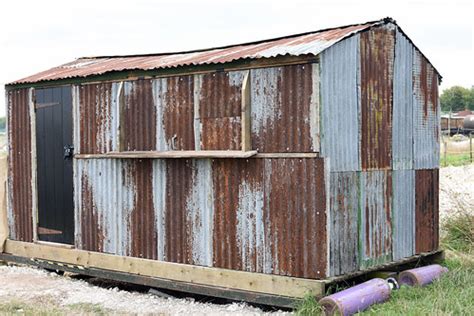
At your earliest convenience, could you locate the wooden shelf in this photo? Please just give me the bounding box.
[75,150,258,159]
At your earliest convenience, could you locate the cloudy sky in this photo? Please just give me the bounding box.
[0,0,472,115]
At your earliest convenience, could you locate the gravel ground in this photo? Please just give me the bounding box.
[439,164,474,220]
[0,165,472,315]
[0,265,288,315]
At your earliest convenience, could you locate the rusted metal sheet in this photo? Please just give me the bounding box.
[212,158,327,278]
[196,71,245,150]
[413,51,440,170]
[76,82,119,154]
[11,21,384,85]
[320,35,360,171]
[123,79,157,151]
[251,63,320,153]
[153,76,195,150]
[328,172,359,277]
[7,88,34,242]
[360,25,395,170]
[392,170,415,260]
[359,171,392,269]
[392,31,414,170]
[75,157,328,279]
[415,169,439,253]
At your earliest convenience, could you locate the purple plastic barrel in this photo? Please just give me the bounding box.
[398,264,448,287]
[319,278,391,316]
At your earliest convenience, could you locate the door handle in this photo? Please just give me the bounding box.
[63,145,74,159]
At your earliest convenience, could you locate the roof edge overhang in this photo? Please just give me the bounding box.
[6,17,442,88]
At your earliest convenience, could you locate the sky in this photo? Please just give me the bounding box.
[0,0,472,116]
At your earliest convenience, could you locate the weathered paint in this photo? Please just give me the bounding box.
[74,157,328,279]
[415,169,439,253]
[7,88,34,242]
[359,171,392,269]
[158,76,195,151]
[360,25,395,170]
[413,51,440,170]
[328,172,359,277]
[77,82,119,154]
[251,64,320,153]
[392,169,415,260]
[123,79,157,151]
[320,35,360,171]
[392,31,414,170]
[11,21,385,85]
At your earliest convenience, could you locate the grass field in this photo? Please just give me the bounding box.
[296,211,474,315]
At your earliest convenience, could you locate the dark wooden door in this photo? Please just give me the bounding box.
[35,86,74,244]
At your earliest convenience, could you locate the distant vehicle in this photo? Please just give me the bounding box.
[441,111,474,135]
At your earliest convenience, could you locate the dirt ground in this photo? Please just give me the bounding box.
[0,165,472,315]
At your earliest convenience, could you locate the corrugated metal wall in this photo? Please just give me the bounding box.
[323,25,440,276]
[328,172,359,276]
[320,35,360,172]
[415,169,439,253]
[251,64,320,153]
[413,50,440,170]
[7,88,34,242]
[359,171,392,269]
[360,25,395,170]
[75,158,328,278]
[392,169,415,260]
[392,32,414,170]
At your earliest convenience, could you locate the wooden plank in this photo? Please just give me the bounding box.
[4,240,325,298]
[0,253,299,308]
[75,150,258,159]
[29,88,39,242]
[254,153,320,158]
[241,70,251,152]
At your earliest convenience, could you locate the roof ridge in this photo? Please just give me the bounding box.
[79,18,389,60]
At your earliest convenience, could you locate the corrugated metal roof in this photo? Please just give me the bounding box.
[8,18,400,85]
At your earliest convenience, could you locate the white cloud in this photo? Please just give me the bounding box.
[0,0,472,115]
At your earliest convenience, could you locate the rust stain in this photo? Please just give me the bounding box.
[123,79,157,151]
[125,160,158,259]
[252,64,316,153]
[163,76,195,150]
[201,117,241,150]
[79,173,105,252]
[7,89,33,242]
[360,26,395,170]
[79,82,114,154]
[199,72,242,118]
[164,159,194,263]
[415,169,439,253]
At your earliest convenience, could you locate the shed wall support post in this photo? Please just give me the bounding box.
[241,70,251,152]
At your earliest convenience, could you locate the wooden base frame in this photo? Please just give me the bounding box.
[1,240,444,308]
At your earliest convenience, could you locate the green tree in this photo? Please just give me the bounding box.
[440,86,471,112]
[468,87,474,110]
[0,117,5,132]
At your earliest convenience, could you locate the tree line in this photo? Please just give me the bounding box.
[440,86,474,112]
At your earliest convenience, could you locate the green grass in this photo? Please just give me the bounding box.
[441,153,473,166]
[295,211,474,315]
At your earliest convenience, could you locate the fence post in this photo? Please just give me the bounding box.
[444,134,448,167]
[470,132,473,163]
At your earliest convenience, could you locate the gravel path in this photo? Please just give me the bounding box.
[0,265,287,315]
[439,164,474,220]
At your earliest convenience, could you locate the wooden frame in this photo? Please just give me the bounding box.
[3,240,325,299]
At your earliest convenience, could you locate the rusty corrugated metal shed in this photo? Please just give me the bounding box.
[7,88,34,242]
[8,18,441,86]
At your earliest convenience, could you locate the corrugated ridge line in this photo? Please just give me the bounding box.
[320,35,360,171]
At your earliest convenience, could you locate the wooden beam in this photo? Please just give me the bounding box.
[254,153,320,158]
[241,70,252,152]
[3,240,325,298]
[75,150,258,159]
